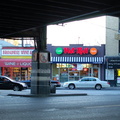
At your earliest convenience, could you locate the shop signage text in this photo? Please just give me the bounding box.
[64,47,89,55]
[2,49,33,56]
[56,47,97,55]
[106,57,120,69]
[0,61,31,67]
[4,62,31,66]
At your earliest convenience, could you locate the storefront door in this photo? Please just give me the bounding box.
[92,65,99,78]
[69,70,80,81]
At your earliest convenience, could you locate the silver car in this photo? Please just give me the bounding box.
[63,77,110,90]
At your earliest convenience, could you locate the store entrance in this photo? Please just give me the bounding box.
[53,63,100,82]
[93,68,99,78]
[68,65,98,81]
[69,70,80,81]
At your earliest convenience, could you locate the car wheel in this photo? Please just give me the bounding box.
[13,86,21,91]
[68,84,75,89]
[95,84,102,90]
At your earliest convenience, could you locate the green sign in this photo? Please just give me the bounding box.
[56,47,63,55]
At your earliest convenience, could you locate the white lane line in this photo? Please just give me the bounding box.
[86,104,120,109]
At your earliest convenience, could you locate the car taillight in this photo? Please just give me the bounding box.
[107,82,110,85]
[57,82,60,84]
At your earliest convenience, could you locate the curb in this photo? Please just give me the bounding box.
[7,93,87,97]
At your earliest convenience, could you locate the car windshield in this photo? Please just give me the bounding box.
[3,76,15,82]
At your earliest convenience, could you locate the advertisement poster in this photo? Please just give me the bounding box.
[77,64,83,70]
[105,69,114,80]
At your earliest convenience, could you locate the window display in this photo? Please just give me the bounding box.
[2,67,31,81]
[53,63,99,82]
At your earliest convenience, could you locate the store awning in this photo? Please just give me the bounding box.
[0,59,31,67]
[51,56,104,64]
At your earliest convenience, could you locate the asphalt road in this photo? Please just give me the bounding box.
[0,88,120,120]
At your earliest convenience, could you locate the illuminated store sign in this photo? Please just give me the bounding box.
[4,62,31,67]
[2,48,33,59]
[0,59,31,67]
[2,49,33,56]
[56,47,98,55]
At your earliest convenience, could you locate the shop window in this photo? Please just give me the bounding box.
[93,68,98,77]
[60,68,68,82]
[21,68,28,80]
[52,64,59,80]
[2,67,13,78]
[53,63,99,82]
[2,67,31,81]
[57,63,74,68]
[13,67,21,80]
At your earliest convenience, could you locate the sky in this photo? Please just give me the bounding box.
[47,16,106,46]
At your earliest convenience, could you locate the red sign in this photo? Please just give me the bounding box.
[62,47,98,55]
[64,47,89,55]
[0,59,31,67]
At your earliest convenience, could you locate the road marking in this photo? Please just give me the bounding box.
[86,104,120,109]
[43,108,59,112]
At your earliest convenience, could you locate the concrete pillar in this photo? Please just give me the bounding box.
[31,26,51,95]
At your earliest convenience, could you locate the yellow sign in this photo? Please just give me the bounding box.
[2,56,31,59]
[118,69,120,76]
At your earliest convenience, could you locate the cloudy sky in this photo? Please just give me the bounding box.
[47,16,106,46]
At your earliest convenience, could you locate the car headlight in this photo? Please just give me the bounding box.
[64,83,69,85]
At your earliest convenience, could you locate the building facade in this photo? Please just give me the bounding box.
[1,16,120,85]
[105,16,120,86]
[48,44,105,82]
[1,47,32,80]
[0,44,105,82]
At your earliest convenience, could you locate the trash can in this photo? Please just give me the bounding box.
[50,84,56,93]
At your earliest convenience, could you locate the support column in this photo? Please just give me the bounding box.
[31,26,51,95]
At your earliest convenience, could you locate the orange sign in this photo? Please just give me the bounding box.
[90,48,98,55]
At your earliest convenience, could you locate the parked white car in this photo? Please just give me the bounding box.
[63,77,110,90]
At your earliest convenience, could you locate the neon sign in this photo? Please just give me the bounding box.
[55,47,97,55]
[64,47,89,55]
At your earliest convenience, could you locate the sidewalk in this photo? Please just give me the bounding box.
[0,89,87,97]
[1,87,120,97]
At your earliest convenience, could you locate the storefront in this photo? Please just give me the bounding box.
[48,44,105,82]
[0,45,105,82]
[105,56,120,86]
[0,47,33,80]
